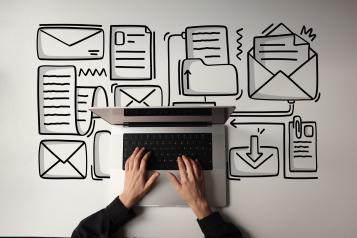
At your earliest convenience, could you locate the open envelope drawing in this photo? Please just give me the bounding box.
[229,146,279,177]
[248,23,318,101]
[38,140,87,179]
[37,25,104,60]
[114,85,163,107]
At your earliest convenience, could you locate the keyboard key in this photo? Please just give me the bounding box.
[122,133,212,170]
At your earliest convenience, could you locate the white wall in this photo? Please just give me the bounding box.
[0,0,356,237]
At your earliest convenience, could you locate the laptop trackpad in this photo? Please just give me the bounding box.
[139,170,185,207]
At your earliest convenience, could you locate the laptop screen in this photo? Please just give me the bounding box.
[90,106,235,125]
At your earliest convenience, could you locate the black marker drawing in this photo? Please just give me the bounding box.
[166,25,239,106]
[285,115,318,179]
[37,24,104,60]
[300,25,316,41]
[228,123,285,179]
[113,85,163,107]
[231,23,319,118]
[230,101,295,118]
[248,23,318,101]
[78,68,107,77]
[38,65,108,135]
[235,28,243,60]
[110,25,155,80]
[38,140,87,179]
[92,130,111,180]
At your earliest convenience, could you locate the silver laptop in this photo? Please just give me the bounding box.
[90,106,235,207]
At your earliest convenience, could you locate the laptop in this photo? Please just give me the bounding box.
[90,106,235,207]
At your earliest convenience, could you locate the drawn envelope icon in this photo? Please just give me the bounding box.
[248,23,318,101]
[38,140,87,179]
[229,146,279,177]
[37,25,104,60]
[114,85,163,107]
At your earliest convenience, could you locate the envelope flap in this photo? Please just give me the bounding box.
[119,87,157,103]
[43,141,84,163]
[266,23,293,36]
[40,27,102,46]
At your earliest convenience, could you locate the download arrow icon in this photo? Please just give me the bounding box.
[246,135,263,162]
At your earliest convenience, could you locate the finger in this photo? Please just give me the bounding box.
[177,156,187,182]
[144,172,160,192]
[133,147,146,170]
[167,172,181,189]
[131,147,140,158]
[191,159,199,179]
[127,147,139,170]
[140,151,151,172]
[195,159,202,178]
[182,155,194,179]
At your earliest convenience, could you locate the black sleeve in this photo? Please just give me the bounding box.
[71,197,136,238]
[197,212,243,238]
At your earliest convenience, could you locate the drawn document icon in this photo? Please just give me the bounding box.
[38,65,108,135]
[181,26,238,96]
[289,116,317,172]
[110,25,154,80]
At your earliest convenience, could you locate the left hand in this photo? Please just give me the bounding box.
[119,147,160,208]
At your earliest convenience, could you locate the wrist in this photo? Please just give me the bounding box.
[190,199,212,220]
[119,194,134,209]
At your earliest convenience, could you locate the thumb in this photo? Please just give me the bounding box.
[167,172,181,189]
[144,172,160,192]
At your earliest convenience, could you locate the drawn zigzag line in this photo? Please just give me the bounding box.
[300,25,316,41]
[236,28,243,60]
[79,68,107,77]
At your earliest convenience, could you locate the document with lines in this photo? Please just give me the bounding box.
[254,34,310,75]
[110,25,153,80]
[38,65,107,135]
[185,26,229,65]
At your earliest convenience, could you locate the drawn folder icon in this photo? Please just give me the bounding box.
[114,85,163,107]
[38,140,87,179]
[248,23,318,101]
[37,25,104,60]
[181,59,238,95]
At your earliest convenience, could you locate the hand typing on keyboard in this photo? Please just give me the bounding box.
[119,147,160,208]
[167,155,212,219]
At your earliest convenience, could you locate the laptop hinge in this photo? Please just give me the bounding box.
[124,122,212,127]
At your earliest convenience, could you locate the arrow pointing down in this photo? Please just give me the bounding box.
[246,135,263,162]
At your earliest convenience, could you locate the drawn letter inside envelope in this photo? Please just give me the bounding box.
[110,25,153,80]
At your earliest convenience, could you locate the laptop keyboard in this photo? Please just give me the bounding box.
[123,133,213,170]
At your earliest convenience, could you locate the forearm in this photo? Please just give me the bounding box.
[197,212,243,238]
[71,197,136,238]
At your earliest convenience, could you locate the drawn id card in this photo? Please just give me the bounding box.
[289,116,317,172]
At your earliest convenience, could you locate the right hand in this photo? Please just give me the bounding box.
[167,155,212,219]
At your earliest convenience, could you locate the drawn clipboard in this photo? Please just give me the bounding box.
[289,116,317,172]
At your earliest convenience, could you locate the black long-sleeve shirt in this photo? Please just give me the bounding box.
[72,198,242,238]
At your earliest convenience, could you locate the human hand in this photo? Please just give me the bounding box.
[119,147,160,208]
[167,155,212,219]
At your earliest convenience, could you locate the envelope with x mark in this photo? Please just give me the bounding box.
[38,140,87,179]
[114,85,163,107]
